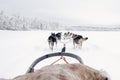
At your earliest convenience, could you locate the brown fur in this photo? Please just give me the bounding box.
[14,64,108,80]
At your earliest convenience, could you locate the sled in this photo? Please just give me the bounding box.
[16,44,109,80]
[26,45,84,73]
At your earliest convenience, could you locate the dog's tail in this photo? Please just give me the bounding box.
[82,37,88,41]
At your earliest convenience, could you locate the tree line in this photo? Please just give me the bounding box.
[0,11,60,31]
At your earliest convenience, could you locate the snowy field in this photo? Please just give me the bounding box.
[0,30,120,80]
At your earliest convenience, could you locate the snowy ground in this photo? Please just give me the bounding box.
[0,30,120,80]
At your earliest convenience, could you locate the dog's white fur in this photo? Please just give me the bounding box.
[14,64,109,80]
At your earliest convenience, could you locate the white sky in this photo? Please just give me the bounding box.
[0,0,120,26]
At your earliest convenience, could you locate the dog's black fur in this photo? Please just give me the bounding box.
[72,34,88,48]
[48,33,57,50]
[55,32,62,40]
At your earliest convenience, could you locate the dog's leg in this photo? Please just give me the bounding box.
[78,39,82,49]
[79,42,82,49]
[55,41,57,47]
[50,43,53,50]
[49,41,53,51]
[51,42,54,51]
[48,41,51,50]
[73,41,76,48]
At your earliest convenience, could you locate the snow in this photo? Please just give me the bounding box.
[0,30,120,80]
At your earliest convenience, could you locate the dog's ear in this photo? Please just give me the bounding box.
[51,32,55,35]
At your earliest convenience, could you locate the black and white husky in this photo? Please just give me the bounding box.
[48,33,57,50]
[72,34,88,48]
[55,32,62,40]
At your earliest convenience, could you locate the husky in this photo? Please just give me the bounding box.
[72,34,88,48]
[48,33,57,50]
[55,32,62,40]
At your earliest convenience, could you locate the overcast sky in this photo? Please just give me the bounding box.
[0,0,120,26]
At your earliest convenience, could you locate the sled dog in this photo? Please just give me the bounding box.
[55,32,62,40]
[48,33,57,50]
[63,32,73,39]
[72,34,88,48]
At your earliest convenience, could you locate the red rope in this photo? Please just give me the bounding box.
[61,56,69,64]
[51,56,69,65]
[51,57,62,65]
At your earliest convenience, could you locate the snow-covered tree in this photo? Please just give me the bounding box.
[0,11,61,31]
